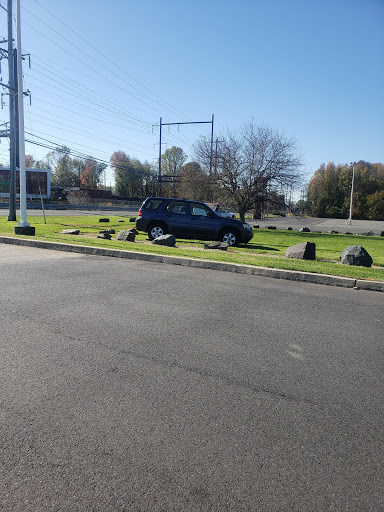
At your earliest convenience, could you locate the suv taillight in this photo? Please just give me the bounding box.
[138,208,142,217]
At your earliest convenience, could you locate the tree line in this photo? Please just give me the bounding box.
[306,161,384,220]
[25,148,107,189]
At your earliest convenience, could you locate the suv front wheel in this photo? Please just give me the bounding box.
[220,228,240,246]
[148,222,168,240]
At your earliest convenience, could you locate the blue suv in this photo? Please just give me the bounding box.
[136,197,254,246]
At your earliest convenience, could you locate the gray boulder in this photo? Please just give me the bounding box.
[116,229,137,242]
[285,242,316,260]
[340,245,373,267]
[152,234,176,246]
[204,241,228,251]
[97,233,111,240]
[299,227,311,232]
[61,229,80,235]
[99,228,115,234]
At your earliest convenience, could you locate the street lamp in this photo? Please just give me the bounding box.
[347,161,357,226]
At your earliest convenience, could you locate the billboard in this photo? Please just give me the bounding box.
[0,167,51,199]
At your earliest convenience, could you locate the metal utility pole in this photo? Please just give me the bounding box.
[7,0,17,221]
[14,0,34,234]
[158,117,162,195]
[347,161,357,226]
[157,115,214,196]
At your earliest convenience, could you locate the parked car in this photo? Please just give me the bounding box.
[216,209,236,219]
[136,197,254,246]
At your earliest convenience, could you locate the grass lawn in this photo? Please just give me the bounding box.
[1,214,383,281]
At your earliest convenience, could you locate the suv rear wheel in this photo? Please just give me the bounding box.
[219,228,240,246]
[148,222,168,240]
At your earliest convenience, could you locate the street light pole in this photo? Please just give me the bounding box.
[347,161,357,226]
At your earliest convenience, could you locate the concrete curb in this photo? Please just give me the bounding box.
[1,236,383,292]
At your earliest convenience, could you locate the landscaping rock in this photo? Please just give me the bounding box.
[116,229,138,242]
[204,241,228,251]
[99,228,115,234]
[117,220,125,223]
[129,217,136,222]
[99,218,109,223]
[152,234,176,246]
[299,227,311,232]
[360,231,374,236]
[61,229,80,235]
[381,231,384,237]
[253,225,259,229]
[287,227,293,230]
[340,245,373,267]
[328,230,339,234]
[267,226,276,230]
[285,241,316,260]
[97,233,111,240]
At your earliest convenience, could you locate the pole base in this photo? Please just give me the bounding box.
[14,226,35,236]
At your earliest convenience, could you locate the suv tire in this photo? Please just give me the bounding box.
[219,228,240,246]
[148,222,168,240]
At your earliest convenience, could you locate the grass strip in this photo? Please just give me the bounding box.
[1,215,383,281]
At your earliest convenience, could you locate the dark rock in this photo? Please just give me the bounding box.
[287,227,293,230]
[360,231,375,236]
[267,226,276,230]
[116,229,137,241]
[381,231,384,237]
[99,228,115,234]
[328,230,339,234]
[97,233,112,240]
[340,245,373,267]
[117,220,125,223]
[129,217,136,222]
[152,234,176,246]
[344,232,353,235]
[299,227,311,232]
[204,241,228,251]
[99,218,109,223]
[61,229,80,235]
[285,242,316,260]
[253,225,259,229]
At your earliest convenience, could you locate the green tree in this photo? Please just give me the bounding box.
[110,151,156,197]
[307,161,384,220]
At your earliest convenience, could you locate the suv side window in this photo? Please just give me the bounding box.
[190,202,211,217]
[145,199,164,210]
[166,201,186,215]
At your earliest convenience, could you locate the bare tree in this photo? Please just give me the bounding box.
[195,120,304,220]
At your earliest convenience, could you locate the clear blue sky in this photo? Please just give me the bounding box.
[1,0,383,188]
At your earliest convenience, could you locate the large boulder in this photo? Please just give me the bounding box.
[299,227,311,232]
[204,241,228,251]
[61,229,80,235]
[340,245,373,267]
[152,234,176,246]
[116,229,137,242]
[99,228,115,234]
[97,233,111,240]
[285,242,316,260]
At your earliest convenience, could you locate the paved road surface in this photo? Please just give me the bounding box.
[0,244,383,511]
